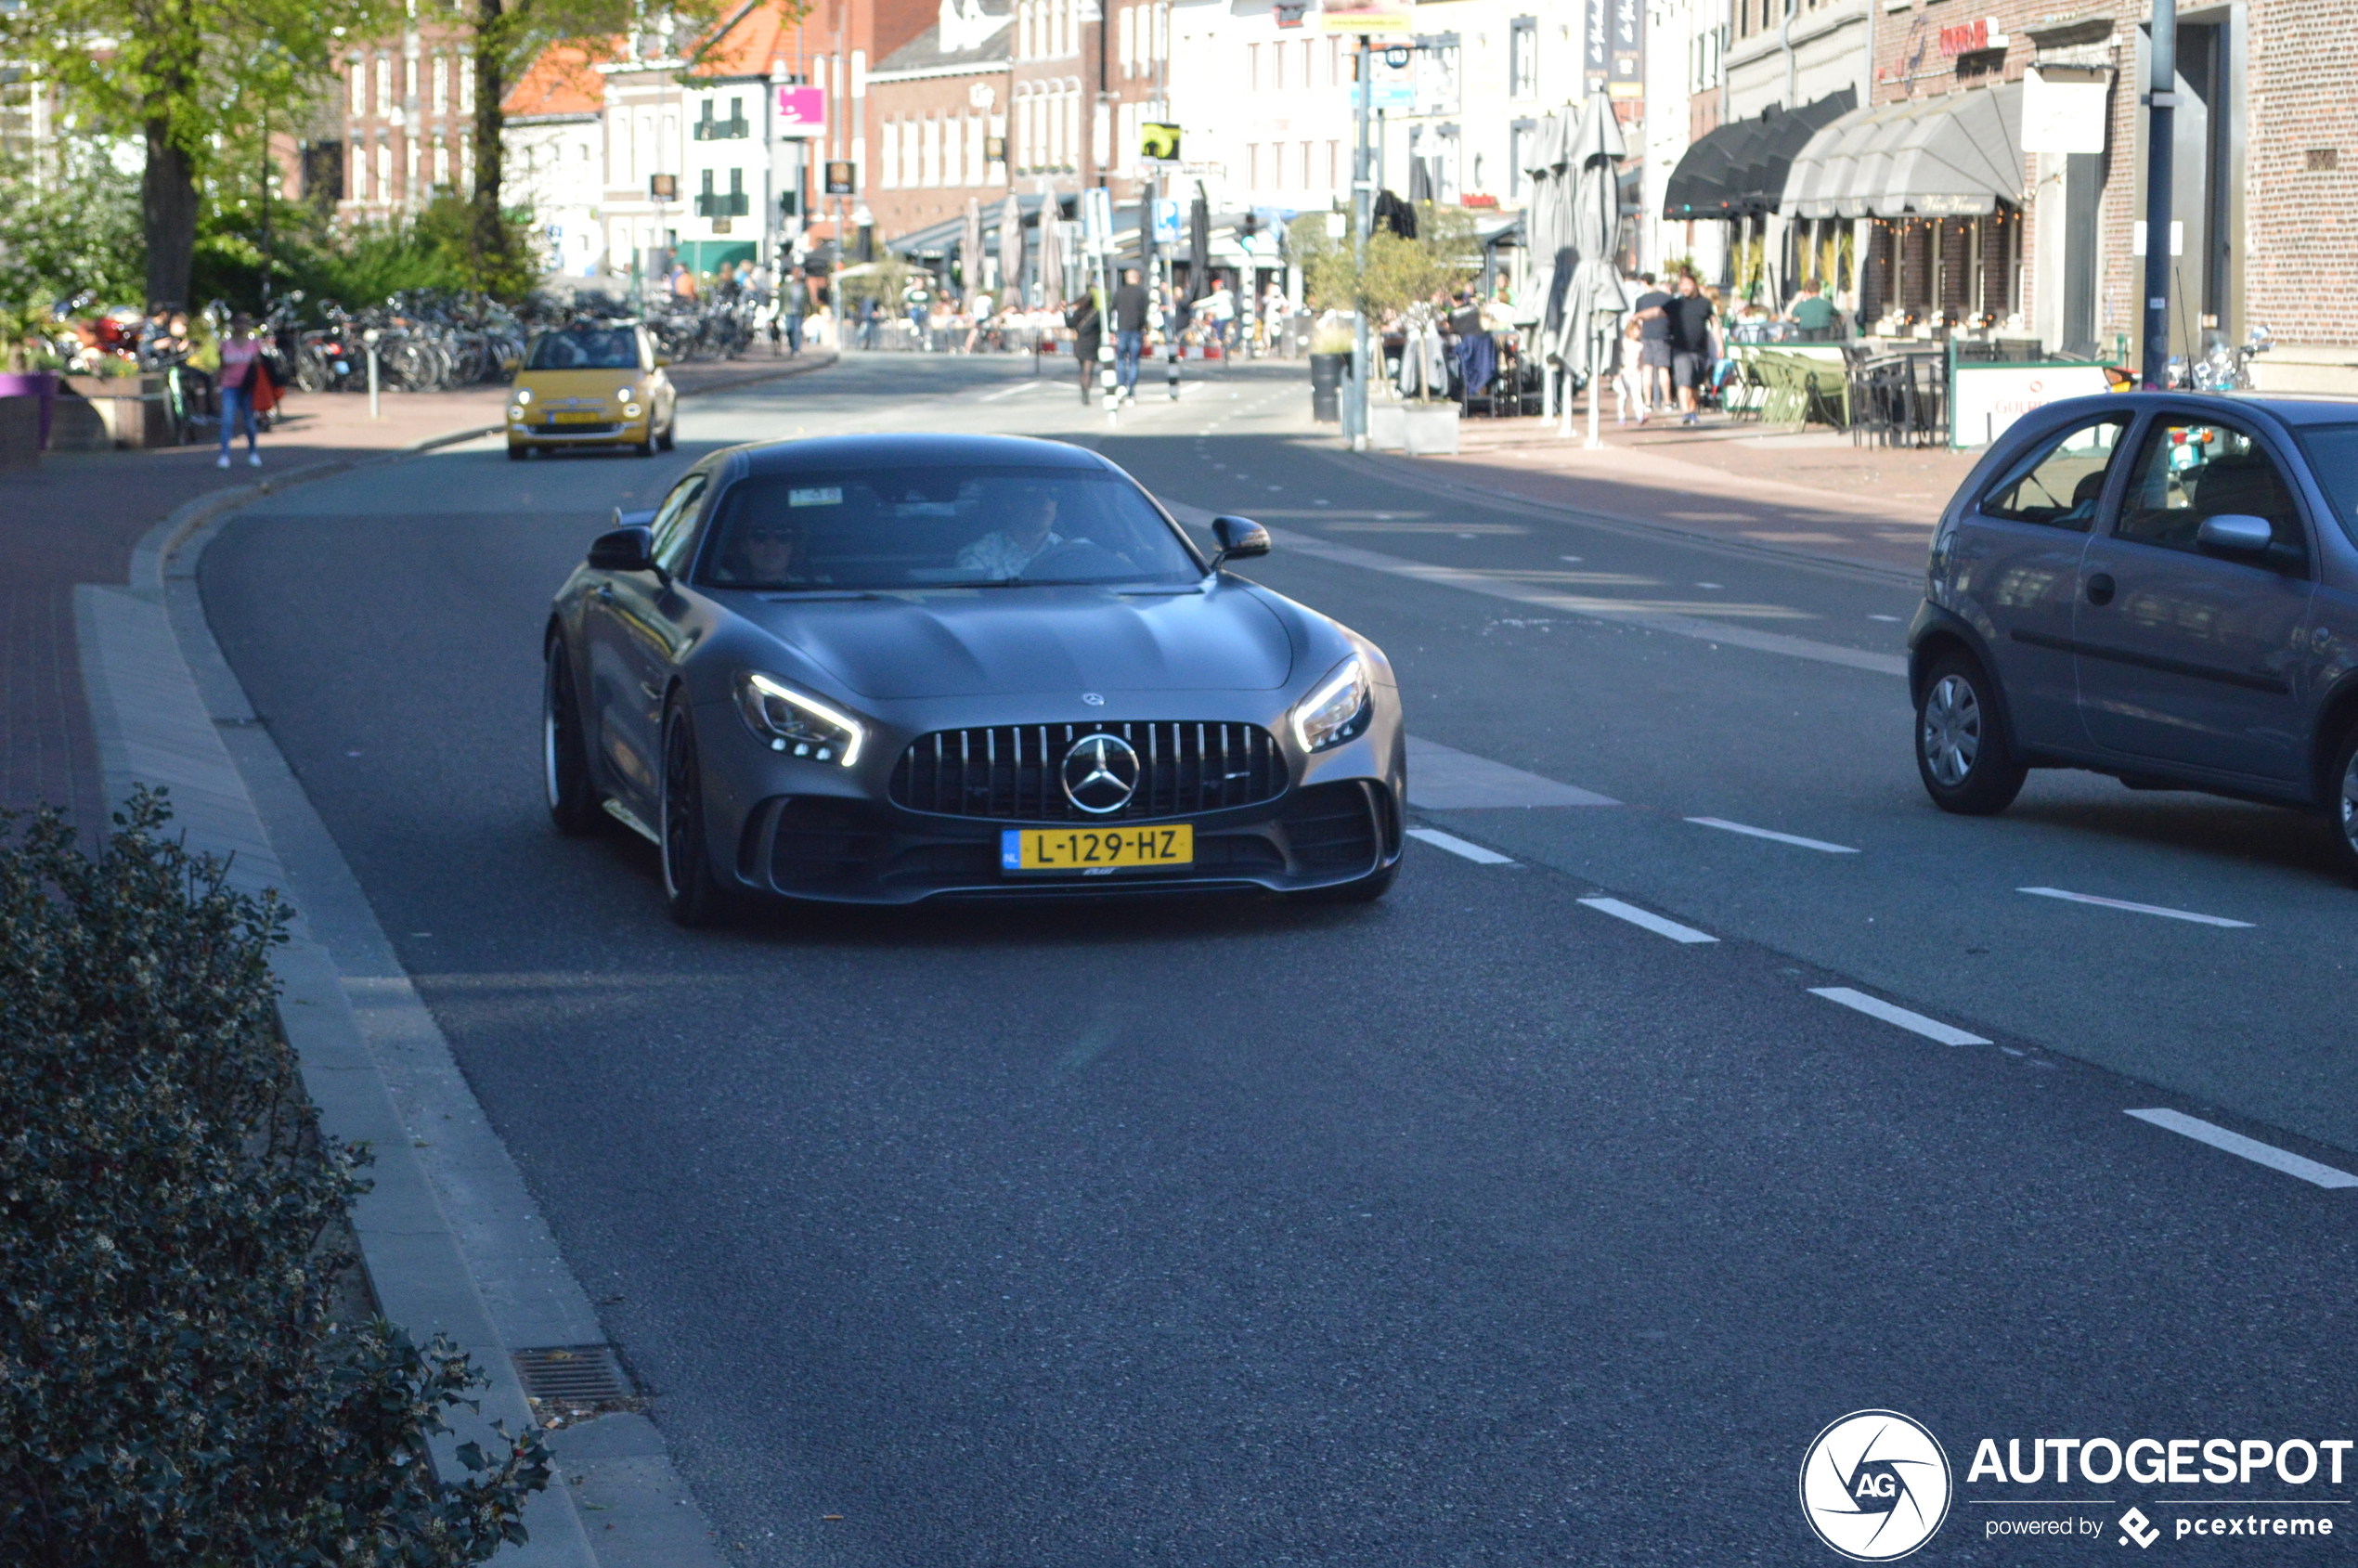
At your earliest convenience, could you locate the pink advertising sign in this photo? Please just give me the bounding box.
[776,85,825,136]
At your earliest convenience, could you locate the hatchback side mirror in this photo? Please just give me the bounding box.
[588,525,655,572]
[1207,514,1271,572]
[2196,512,2274,556]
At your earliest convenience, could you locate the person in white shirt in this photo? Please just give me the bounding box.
[962,292,993,353]
[956,488,1063,578]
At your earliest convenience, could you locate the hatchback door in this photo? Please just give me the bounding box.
[2072,412,2318,783]
[585,470,710,812]
[1945,412,2132,752]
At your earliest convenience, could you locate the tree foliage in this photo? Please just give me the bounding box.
[1289,201,1478,316]
[0,794,551,1568]
[0,0,403,309]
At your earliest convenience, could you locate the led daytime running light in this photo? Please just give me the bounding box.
[1291,655,1371,754]
[736,671,865,767]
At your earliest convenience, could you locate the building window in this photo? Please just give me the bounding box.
[460,58,473,113]
[348,61,363,115]
[433,55,447,113]
[1248,43,1260,91]
[373,56,391,116]
[1272,38,1285,91]
[1510,17,1537,97]
[1509,118,1535,196]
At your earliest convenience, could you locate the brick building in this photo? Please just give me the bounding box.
[338,24,478,217]
[866,0,1014,241]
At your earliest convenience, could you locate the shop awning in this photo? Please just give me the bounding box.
[1662,88,1855,221]
[1781,82,2026,219]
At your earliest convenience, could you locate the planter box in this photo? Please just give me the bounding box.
[0,395,40,468]
[0,371,58,449]
[1403,403,1459,456]
[1367,402,1406,450]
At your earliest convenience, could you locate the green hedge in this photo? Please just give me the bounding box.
[0,795,550,1568]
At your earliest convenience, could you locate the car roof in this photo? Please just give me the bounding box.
[2011,391,2358,434]
[731,432,1110,475]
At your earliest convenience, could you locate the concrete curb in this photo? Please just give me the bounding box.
[71,364,844,1566]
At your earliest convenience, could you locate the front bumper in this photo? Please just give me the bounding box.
[511,413,650,447]
[725,779,1401,903]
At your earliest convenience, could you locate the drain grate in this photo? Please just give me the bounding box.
[512,1344,634,1407]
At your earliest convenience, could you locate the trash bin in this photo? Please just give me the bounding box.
[1310,352,1347,422]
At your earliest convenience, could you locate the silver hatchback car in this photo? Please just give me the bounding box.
[1909,392,2358,876]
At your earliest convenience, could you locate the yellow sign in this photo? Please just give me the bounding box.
[1140,122,1182,162]
[1321,0,1413,33]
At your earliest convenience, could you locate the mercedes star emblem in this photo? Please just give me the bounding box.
[1082,692,1105,706]
[1061,732,1141,814]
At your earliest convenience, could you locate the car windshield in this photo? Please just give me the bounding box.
[527,327,641,371]
[699,466,1204,590]
[2295,423,2358,546]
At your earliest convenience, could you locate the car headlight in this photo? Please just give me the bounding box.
[613,385,633,403]
[509,404,526,421]
[513,386,533,405]
[734,671,864,765]
[1290,654,1372,754]
[623,403,641,419]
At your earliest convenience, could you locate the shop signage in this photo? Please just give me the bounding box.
[776,84,825,136]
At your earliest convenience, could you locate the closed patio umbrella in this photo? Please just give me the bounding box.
[1521,110,1575,417]
[960,197,985,299]
[1187,185,1211,304]
[998,190,1024,301]
[1558,92,1631,444]
[1033,180,1066,309]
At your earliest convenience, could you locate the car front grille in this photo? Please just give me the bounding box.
[890,721,1286,822]
[540,421,621,435]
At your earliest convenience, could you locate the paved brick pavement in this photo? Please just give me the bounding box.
[1380,410,1986,577]
[0,352,833,832]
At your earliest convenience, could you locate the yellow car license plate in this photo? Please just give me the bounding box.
[551,410,605,424]
[1003,824,1193,873]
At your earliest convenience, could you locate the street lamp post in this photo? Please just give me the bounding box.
[1348,34,1372,449]
[2140,0,2176,389]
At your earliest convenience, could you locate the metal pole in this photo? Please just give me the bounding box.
[2140,0,2176,389]
[1349,34,1372,449]
[366,336,381,419]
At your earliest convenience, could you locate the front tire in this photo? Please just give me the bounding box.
[1915,652,2027,815]
[508,443,528,461]
[2327,721,2358,884]
[544,636,603,836]
[656,417,676,452]
[660,702,733,927]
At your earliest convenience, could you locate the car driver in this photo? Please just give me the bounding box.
[956,487,1064,579]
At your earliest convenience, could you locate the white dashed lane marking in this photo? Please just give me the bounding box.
[2125,1108,2358,1189]
[1809,987,1990,1045]
[2018,887,2255,928]
[1406,828,1513,864]
[1686,816,1860,854]
[1579,898,1718,944]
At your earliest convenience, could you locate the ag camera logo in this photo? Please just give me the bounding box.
[1800,1410,1953,1561]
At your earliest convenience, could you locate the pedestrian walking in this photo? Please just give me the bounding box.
[1205,279,1235,351]
[1066,292,1103,404]
[1111,266,1148,399]
[1636,272,1717,425]
[214,311,266,469]
[782,275,809,356]
[963,290,993,354]
[1629,271,1672,413]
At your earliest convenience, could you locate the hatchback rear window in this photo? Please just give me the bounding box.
[2295,423,2358,546]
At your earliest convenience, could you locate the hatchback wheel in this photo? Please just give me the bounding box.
[1915,653,2026,815]
[660,702,733,926]
[2329,722,2358,884]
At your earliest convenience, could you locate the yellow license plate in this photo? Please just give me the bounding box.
[1003,824,1194,873]
[551,410,605,424]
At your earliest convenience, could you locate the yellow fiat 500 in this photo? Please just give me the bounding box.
[507,320,678,460]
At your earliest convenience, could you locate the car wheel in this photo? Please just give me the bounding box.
[1915,652,2027,815]
[656,419,676,452]
[636,432,656,457]
[660,701,733,927]
[543,636,603,836]
[2327,721,2358,884]
[507,444,527,461]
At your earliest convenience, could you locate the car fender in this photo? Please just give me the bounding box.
[1906,599,2026,757]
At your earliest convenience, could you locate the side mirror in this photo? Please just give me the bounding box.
[2196,512,2274,556]
[1207,514,1270,572]
[588,524,656,572]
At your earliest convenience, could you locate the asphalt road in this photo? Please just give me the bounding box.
[203,353,2358,1565]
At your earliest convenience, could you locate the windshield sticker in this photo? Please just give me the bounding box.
[789,486,844,508]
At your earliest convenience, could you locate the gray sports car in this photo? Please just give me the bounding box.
[542,433,1406,923]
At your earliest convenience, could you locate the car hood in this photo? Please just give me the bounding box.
[517,369,646,406]
[748,584,1296,699]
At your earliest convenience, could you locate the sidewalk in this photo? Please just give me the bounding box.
[0,351,833,830]
[1370,408,1986,579]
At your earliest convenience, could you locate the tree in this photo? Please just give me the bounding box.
[1,0,401,309]
[458,0,747,289]
[1289,201,1476,316]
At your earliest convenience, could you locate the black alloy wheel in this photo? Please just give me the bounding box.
[1915,652,2028,815]
[656,418,676,452]
[543,637,603,836]
[660,701,732,926]
[2329,721,2358,884]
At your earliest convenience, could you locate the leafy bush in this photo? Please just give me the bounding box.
[0,794,550,1568]
[1288,201,1476,316]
